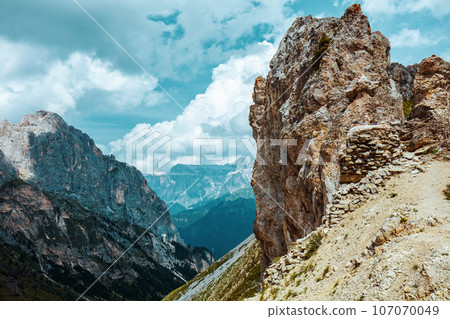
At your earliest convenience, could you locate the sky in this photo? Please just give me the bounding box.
[0,0,449,172]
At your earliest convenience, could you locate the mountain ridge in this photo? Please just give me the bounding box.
[0,111,213,300]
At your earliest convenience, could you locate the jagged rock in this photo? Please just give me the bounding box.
[403,152,414,160]
[0,149,16,185]
[0,111,173,234]
[391,56,450,151]
[0,111,214,300]
[388,62,417,103]
[249,4,404,269]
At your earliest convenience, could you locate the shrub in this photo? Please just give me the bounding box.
[422,147,439,155]
[304,233,323,259]
[444,184,450,201]
[402,99,413,118]
[322,266,330,277]
[312,33,332,72]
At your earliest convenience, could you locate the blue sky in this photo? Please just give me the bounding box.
[0,0,449,170]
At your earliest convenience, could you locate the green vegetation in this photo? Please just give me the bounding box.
[226,259,261,301]
[389,193,398,198]
[164,253,231,301]
[312,33,332,72]
[164,238,262,301]
[402,99,413,118]
[322,265,330,277]
[0,241,78,301]
[304,234,323,259]
[270,287,279,296]
[175,197,256,259]
[444,184,450,201]
[315,265,330,282]
[421,147,439,155]
[273,256,281,264]
[290,271,300,281]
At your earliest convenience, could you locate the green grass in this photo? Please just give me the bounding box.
[322,266,330,277]
[304,234,323,259]
[270,287,279,297]
[163,253,231,301]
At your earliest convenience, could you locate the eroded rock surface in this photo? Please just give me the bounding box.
[249,4,449,270]
[0,111,213,300]
[250,4,404,269]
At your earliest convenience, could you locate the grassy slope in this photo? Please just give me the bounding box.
[163,235,261,301]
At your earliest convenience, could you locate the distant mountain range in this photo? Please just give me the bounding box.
[145,162,252,210]
[173,189,256,259]
[147,163,256,260]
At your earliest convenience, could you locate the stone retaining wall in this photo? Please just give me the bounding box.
[340,125,401,183]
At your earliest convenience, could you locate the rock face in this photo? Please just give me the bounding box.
[249,5,449,270]
[0,150,16,185]
[0,111,213,300]
[249,4,404,269]
[0,111,172,234]
[397,56,450,151]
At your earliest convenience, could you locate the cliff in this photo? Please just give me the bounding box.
[249,4,449,270]
[0,111,213,300]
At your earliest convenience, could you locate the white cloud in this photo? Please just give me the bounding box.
[314,13,325,19]
[0,39,164,122]
[108,41,276,171]
[71,0,302,79]
[361,0,450,18]
[389,28,443,47]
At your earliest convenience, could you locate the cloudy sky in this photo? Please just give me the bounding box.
[1,0,449,172]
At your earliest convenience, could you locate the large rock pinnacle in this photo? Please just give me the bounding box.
[249,5,448,270]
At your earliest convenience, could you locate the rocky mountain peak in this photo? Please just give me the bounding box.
[342,3,363,21]
[249,5,449,270]
[0,111,214,300]
[1,110,68,136]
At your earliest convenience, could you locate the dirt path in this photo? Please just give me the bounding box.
[256,160,450,301]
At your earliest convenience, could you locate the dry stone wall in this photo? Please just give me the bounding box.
[340,125,401,183]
